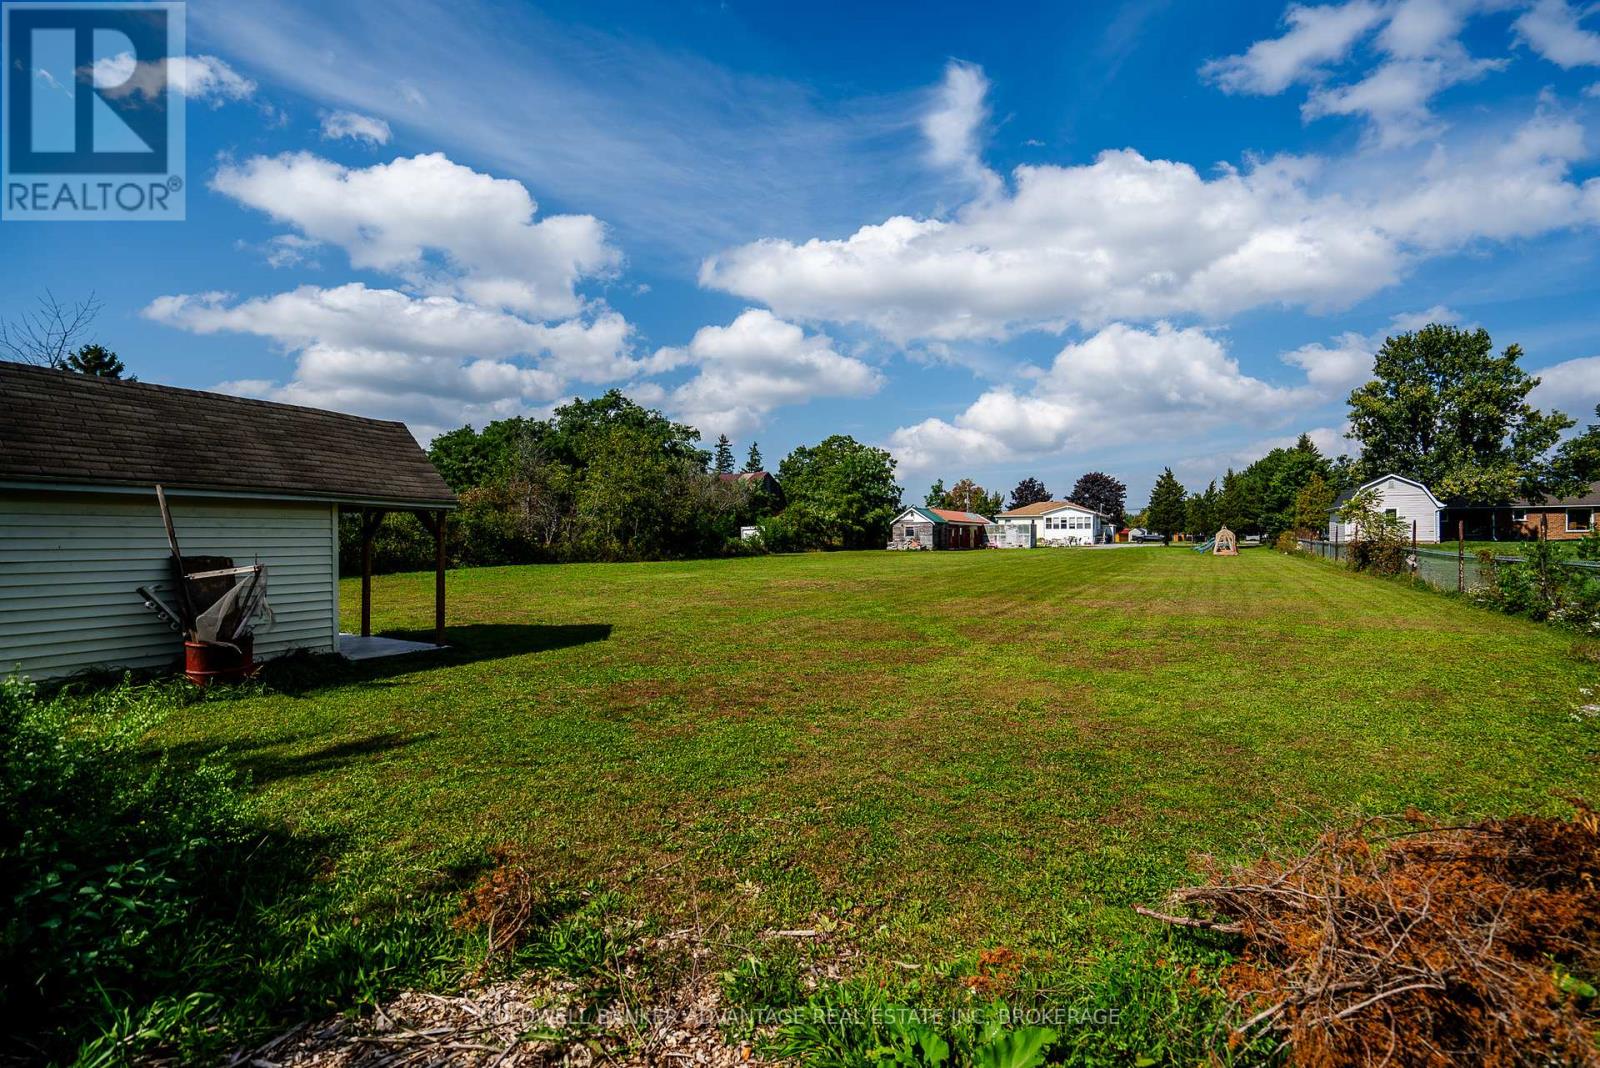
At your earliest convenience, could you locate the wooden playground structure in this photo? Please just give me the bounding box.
[1193,526,1239,555]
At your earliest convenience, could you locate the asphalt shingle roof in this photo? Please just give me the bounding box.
[0,361,456,508]
[1515,482,1600,508]
[997,499,1104,518]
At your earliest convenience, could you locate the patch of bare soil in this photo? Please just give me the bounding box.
[230,970,768,1068]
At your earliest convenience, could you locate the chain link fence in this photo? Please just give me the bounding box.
[1296,539,1600,593]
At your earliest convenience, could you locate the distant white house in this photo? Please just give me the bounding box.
[1328,474,1443,543]
[995,500,1111,546]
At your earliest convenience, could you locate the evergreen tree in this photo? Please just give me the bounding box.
[1184,480,1218,537]
[66,343,124,379]
[714,434,735,475]
[924,479,947,508]
[1007,477,1051,510]
[1145,468,1187,543]
[1216,469,1252,533]
[743,441,764,473]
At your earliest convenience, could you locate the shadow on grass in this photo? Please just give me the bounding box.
[158,729,435,787]
[261,622,612,695]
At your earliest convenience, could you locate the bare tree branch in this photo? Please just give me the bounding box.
[0,291,102,369]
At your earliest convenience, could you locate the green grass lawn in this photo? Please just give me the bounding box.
[149,546,1600,1058]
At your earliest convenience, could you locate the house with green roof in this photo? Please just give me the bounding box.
[887,505,992,550]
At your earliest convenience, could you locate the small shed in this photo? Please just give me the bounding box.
[1328,474,1443,544]
[887,506,992,549]
[0,362,457,679]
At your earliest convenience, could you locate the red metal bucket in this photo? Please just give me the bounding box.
[184,637,255,686]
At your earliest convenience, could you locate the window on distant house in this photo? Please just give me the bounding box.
[1569,509,1593,533]
[1384,508,1397,519]
[1512,510,1529,523]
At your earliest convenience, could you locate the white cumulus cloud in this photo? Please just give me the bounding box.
[886,322,1315,473]
[1530,354,1600,417]
[210,152,620,320]
[1281,304,1461,394]
[145,284,642,383]
[656,310,883,436]
[702,107,1600,344]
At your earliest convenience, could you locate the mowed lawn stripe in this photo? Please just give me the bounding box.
[150,547,1599,966]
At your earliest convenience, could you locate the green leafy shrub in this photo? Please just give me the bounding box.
[1472,540,1600,634]
[0,675,462,1064]
[1336,488,1408,575]
[0,675,256,1060]
[754,511,818,554]
[1576,526,1600,562]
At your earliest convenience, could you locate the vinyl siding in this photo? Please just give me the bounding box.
[999,505,1104,546]
[1328,476,1441,543]
[0,489,338,679]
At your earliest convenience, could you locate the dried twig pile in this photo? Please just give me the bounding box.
[1140,806,1600,1066]
[456,844,549,963]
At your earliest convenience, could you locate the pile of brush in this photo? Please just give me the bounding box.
[1139,804,1600,1066]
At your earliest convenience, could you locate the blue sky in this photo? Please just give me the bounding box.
[4,0,1600,505]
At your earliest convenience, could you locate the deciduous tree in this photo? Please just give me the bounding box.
[1293,473,1335,536]
[1347,324,1572,503]
[0,291,100,369]
[1553,405,1600,492]
[1007,477,1051,510]
[1069,471,1126,525]
[779,435,902,550]
[940,478,1002,517]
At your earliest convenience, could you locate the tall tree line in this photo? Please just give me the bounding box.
[1140,319,1599,540]
[353,393,901,571]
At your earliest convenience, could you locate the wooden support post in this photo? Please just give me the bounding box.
[1457,519,1465,592]
[414,510,448,647]
[432,509,446,646]
[360,508,385,637]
